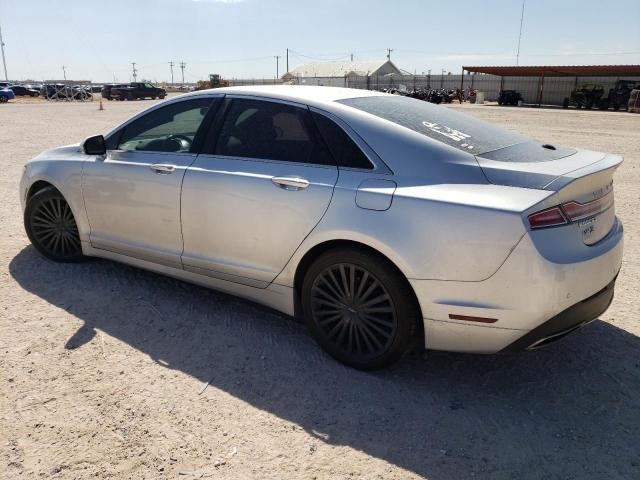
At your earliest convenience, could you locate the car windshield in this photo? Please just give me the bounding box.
[338,95,528,155]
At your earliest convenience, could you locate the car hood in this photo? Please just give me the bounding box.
[31,144,83,162]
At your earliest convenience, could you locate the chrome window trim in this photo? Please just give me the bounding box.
[308,106,392,175]
[193,153,337,171]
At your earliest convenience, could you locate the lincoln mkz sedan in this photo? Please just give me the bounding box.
[20,86,623,369]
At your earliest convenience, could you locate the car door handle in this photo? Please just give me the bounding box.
[150,164,176,174]
[271,177,310,191]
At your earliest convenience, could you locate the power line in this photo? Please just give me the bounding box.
[516,0,526,65]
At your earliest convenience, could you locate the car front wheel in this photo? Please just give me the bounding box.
[24,187,83,262]
[302,248,419,370]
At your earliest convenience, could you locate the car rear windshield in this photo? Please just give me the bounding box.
[337,95,576,161]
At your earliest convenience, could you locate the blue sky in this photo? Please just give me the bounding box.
[1,0,638,82]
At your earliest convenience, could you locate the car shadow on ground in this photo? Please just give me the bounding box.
[9,246,640,479]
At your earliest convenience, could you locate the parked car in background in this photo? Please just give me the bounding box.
[19,86,624,369]
[101,84,128,100]
[9,85,40,97]
[0,87,16,103]
[498,89,523,106]
[110,82,166,101]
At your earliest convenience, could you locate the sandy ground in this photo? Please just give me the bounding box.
[1,96,639,479]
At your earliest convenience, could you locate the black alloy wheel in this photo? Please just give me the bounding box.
[302,248,419,370]
[24,187,83,262]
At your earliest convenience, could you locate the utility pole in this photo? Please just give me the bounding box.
[386,48,393,61]
[169,61,174,86]
[286,48,289,74]
[131,62,137,82]
[274,55,281,79]
[516,0,526,65]
[350,53,354,62]
[62,65,67,81]
[179,61,186,86]
[0,22,8,81]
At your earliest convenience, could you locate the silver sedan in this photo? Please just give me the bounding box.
[19,86,623,369]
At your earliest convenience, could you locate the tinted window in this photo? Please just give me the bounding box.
[339,95,531,156]
[312,112,373,169]
[215,99,332,165]
[118,98,213,153]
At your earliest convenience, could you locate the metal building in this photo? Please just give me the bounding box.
[288,59,401,87]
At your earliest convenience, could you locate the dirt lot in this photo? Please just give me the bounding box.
[1,96,639,479]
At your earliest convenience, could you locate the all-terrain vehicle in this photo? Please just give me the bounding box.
[598,80,640,111]
[498,90,523,106]
[562,84,605,109]
[629,89,640,113]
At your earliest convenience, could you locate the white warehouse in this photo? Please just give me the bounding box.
[286,59,402,87]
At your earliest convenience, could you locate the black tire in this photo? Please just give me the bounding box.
[301,248,420,370]
[24,187,83,263]
[159,93,166,99]
[0,96,7,103]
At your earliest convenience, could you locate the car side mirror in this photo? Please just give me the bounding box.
[83,135,106,155]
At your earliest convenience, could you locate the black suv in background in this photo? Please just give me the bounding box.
[106,82,166,101]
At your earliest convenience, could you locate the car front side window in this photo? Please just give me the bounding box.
[117,98,214,153]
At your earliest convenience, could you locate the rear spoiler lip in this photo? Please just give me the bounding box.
[542,153,623,191]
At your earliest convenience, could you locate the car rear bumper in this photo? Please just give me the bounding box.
[501,274,617,351]
[410,217,623,353]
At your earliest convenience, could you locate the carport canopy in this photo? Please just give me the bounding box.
[460,65,640,105]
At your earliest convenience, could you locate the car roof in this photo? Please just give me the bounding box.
[186,85,386,108]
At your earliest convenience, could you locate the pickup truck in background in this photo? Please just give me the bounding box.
[103,82,166,101]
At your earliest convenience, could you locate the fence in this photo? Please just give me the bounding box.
[206,74,640,106]
[342,74,640,106]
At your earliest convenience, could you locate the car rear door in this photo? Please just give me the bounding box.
[181,96,338,287]
[82,96,220,267]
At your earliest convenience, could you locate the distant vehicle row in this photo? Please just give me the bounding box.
[101,82,166,101]
[563,80,640,110]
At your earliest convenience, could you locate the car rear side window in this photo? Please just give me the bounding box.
[214,98,333,165]
[118,98,214,153]
[312,112,373,170]
[338,95,530,156]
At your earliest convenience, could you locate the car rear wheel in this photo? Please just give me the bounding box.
[24,187,83,262]
[0,96,7,103]
[301,248,419,370]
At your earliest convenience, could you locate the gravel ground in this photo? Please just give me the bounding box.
[1,96,639,480]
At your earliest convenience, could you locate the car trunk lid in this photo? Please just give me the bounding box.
[478,146,622,246]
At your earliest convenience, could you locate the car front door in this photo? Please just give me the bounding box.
[181,96,338,287]
[82,96,219,267]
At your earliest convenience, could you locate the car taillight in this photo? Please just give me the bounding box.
[528,206,568,229]
[528,191,614,229]
[562,192,614,221]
